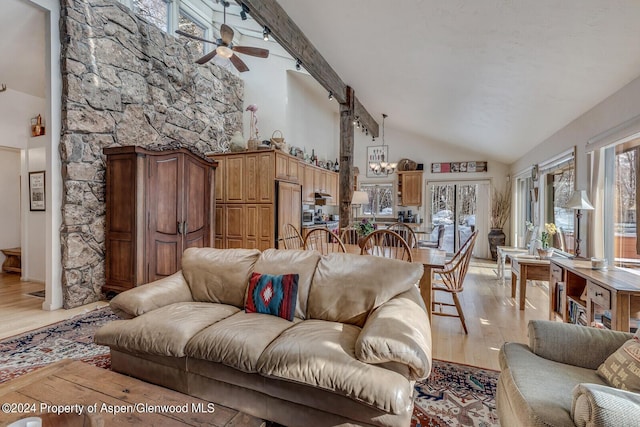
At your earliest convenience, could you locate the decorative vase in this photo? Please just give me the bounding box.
[488,228,506,261]
[537,248,554,259]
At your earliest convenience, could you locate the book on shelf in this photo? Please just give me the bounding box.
[554,282,564,314]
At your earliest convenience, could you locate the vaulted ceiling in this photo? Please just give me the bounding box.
[275,0,640,164]
[4,1,640,165]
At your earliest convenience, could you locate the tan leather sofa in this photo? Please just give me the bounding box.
[497,320,640,426]
[95,248,432,427]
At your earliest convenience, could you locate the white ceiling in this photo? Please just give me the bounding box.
[277,0,640,164]
[5,1,640,164]
[0,0,46,98]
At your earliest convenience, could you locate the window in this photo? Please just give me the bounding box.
[541,153,575,253]
[605,139,640,268]
[133,0,170,32]
[360,183,394,218]
[178,10,208,55]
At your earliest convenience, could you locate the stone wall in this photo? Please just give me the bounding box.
[60,0,244,308]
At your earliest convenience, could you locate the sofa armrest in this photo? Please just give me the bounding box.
[528,321,632,369]
[109,271,193,319]
[572,383,640,427]
[355,286,432,380]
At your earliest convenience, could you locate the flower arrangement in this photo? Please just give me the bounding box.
[355,218,376,237]
[540,223,557,249]
[525,221,535,232]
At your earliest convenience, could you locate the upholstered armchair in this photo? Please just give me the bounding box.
[497,320,640,427]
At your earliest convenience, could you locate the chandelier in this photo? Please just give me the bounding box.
[368,114,397,176]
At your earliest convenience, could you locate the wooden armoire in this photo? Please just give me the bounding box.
[103,146,216,294]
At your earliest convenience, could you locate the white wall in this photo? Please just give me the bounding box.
[0,147,21,267]
[510,74,640,251]
[0,89,45,149]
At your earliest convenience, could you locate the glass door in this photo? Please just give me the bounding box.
[428,183,483,255]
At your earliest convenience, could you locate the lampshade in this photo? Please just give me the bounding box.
[565,190,594,210]
[351,191,369,205]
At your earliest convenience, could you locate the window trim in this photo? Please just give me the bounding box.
[359,181,396,219]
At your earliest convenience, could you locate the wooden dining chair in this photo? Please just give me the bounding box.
[280,223,304,249]
[418,224,445,249]
[359,229,413,262]
[340,226,360,245]
[303,228,346,254]
[431,230,478,334]
[386,222,418,248]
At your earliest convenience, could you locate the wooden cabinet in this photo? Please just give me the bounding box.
[397,171,423,206]
[326,171,338,206]
[313,168,326,193]
[550,258,640,332]
[302,164,315,203]
[104,146,216,294]
[209,150,301,250]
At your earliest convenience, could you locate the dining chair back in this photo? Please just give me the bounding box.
[280,223,304,249]
[431,230,478,334]
[386,222,417,248]
[303,228,346,254]
[339,226,360,245]
[418,224,445,249]
[359,229,413,262]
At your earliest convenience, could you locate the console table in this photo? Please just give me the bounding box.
[549,258,640,332]
[510,255,550,310]
[1,247,21,274]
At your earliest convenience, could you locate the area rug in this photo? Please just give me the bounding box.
[0,307,500,426]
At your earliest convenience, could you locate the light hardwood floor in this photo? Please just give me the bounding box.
[0,260,548,371]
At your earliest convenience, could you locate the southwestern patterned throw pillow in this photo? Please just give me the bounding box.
[245,272,299,321]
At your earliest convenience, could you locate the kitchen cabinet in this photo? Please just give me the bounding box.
[104,146,216,294]
[209,150,302,250]
[397,171,423,206]
[314,168,327,193]
[302,164,315,203]
[326,171,338,206]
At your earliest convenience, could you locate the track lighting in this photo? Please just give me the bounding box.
[263,26,270,41]
[328,91,333,101]
[240,4,249,20]
[356,121,360,129]
[352,116,359,126]
[295,59,302,71]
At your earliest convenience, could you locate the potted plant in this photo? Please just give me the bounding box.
[355,218,376,248]
[537,223,557,259]
[488,182,512,260]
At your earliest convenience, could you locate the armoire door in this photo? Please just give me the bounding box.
[183,154,211,251]
[147,153,183,282]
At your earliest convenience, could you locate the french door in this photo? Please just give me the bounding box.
[427,181,490,258]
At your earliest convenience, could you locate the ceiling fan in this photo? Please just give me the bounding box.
[175,5,269,72]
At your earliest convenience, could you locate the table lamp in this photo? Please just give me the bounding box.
[565,190,594,258]
[351,191,369,223]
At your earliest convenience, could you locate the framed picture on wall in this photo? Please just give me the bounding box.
[366,145,389,177]
[29,171,45,211]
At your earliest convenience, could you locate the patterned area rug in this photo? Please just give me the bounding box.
[0,307,117,383]
[0,307,500,426]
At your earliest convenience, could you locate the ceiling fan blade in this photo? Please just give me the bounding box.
[220,24,234,45]
[229,54,249,72]
[232,46,270,58]
[176,30,218,45]
[195,49,218,65]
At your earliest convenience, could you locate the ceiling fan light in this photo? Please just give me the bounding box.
[216,45,233,58]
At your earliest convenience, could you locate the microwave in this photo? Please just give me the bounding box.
[302,209,315,226]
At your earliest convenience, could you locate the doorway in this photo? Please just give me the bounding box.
[427,181,490,258]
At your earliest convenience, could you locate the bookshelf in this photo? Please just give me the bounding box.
[549,258,640,332]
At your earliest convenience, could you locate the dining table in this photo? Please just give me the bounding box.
[343,244,447,320]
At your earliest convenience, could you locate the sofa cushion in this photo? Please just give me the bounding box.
[498,342,608,427]
[253,249,321,319]
[597,335,640,392]
[256,319,414,415]
[94,302,239,357]
[185,311,299,373]
[181,247,261,307]
[307,253,423,327]
[356,288,432,380]
[245,272,299,321]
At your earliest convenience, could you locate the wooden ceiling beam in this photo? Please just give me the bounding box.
[237,0,379,137]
